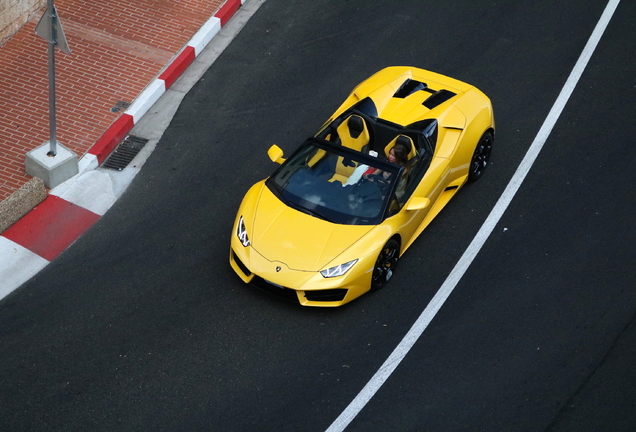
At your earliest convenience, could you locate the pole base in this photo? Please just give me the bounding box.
[25,141,79,188]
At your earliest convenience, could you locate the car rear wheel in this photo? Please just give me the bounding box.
[371,238,400,291]
[468,131,493,182]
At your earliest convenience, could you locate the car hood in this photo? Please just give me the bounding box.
[250,187,373,271]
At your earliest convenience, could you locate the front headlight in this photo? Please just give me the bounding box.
[320,259,358,278]
[237,216,250,247]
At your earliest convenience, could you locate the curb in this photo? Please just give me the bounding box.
[0,0,251,300]
[88,0,248,167]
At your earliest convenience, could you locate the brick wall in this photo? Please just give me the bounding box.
[0,0,45,46]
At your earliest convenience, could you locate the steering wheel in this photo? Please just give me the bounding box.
[373,174,390,188]
[362,172,389,191]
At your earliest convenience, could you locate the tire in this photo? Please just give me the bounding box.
[371,238,400,291]
[468,131,493,182]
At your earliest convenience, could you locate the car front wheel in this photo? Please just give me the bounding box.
[371,238,400,291]
[468,131,493,182]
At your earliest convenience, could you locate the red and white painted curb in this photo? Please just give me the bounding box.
[0,0,250,300]
[85,0,249,169]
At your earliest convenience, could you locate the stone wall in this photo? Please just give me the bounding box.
[0,0,45,46]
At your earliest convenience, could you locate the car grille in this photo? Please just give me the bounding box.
[251,277,300,303]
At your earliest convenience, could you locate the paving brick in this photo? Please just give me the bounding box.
[0,0,225,202]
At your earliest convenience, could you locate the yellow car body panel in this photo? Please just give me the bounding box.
[252,186,374,271]
[230,66,495,307]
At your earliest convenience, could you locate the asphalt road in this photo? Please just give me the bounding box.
[1,0,635,431]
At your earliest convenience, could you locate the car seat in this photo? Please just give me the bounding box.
[384,134,417,160]
[384,135,419,200]
[336,115,370,152]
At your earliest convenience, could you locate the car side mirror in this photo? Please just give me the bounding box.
[405,197,430,211]
[268,145,286,164]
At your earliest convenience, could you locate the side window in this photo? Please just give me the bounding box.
[386,196,401,217]
[384,166,416,217]
[397,156,431,206]
[422,120,438,154]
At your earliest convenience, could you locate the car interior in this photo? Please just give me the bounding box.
[316,104,435,202]
[266,98,440,224]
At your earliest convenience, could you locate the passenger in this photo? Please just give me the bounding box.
[363,141,409,181]
[387,142,409,166]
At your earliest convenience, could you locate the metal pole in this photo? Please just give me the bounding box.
[46,0,57,157]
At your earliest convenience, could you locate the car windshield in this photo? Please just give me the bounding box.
[266,139,402,225]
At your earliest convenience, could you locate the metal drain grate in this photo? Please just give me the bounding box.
[103,135,149,171]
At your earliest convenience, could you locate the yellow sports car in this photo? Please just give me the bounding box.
[230,66,494,307]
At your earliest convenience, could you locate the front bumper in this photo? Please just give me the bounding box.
[229,244,374,307]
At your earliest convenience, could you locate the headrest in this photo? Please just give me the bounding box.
[347,115,364,139]
[347,115,364,138]
[385,134,417,160]
[396,135,411,148]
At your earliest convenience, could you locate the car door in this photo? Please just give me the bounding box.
[386,155,451,251]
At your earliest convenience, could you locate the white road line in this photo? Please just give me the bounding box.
[326,1,621,430]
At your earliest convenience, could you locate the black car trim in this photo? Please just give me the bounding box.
[423,89,457,110]
[250,276,300,303]
[304,289,348,302]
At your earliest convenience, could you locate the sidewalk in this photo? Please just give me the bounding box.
[0,0,249,228]
[0,0,252,298]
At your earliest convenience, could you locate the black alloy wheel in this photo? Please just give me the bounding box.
[468,131,494,182]
[371,238,400,290]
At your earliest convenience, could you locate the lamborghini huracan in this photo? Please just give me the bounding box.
[230,66,494,307]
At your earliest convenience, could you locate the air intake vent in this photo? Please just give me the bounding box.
[423,89,457,109]
[394,79,428,98]
[304,289,348,302]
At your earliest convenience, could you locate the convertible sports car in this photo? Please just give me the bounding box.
[230,66,494,307]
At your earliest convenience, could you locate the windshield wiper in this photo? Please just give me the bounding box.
[299,207,334,223]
